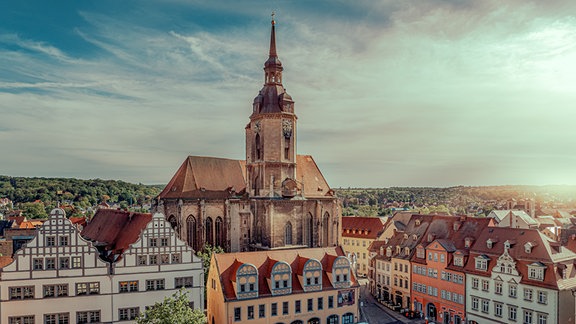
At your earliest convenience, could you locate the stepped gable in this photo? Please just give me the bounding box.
[342,216,385,240]
[464,227,562,290]
[81,208,152,261]
[214,246,356,301]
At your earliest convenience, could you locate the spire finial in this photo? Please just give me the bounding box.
[269,12,277,57]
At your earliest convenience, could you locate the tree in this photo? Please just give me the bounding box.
[197,244,224,286]
[20,201,48,219]
[136,288,205,324]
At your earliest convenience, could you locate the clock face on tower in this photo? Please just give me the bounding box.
[282,119,292,138]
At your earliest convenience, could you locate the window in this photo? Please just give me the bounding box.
[482,279,489,292]
[472,278,479,289]
[9,286,34,300]
[471,297,479,311]
[44,313,69,324]
[417,247,425,258]
[342,313,354,324]
[440,254,445,263]
[482,299,489,313]
[307,298,313,312]
[524,310,533,324]
[146,279,165,291]
[509,284,517,298]
[160,238,169,246]
[234,307,242,321]
[76,282,100,295]
[77,310,100,323]
[71,256,81,268]
[538,313,548,324]
[475,257,488,271]
[271,303,277,316]
[524,288,533,301]
[528,264,545,281]
[59,236,69,246]
[46,236,56,246]
[43,284,68,298]
[295,300,301,313]
[248,306,254,320]
[149,255,157,264]
[454,256,463,266]
[282,301,289,315]
[259,304,265,318]
[495,281,503,295]
[328,295,334,308]
[119,308,139,321]
[160,254,169,264]
[428,252,432,260]
[149,238,157,247]
[508,306,517,321]
[175,277,194,288]
[33,258,43,270]
[495,302,502,317]
[172,253,181,263]
[59,257,70,269]
[538,291,548,304]
[8,316,34,324]
[138,255,147,265]
[119,281,138,293]
[318,297,324,310]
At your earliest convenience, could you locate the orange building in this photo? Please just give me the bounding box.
[207,247,359,324]
[410,215,492,324]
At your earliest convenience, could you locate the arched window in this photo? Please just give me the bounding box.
[303,259,322,292]
[323,212,331,246]
[307,318,320,324]
[341,313,354,324]
[271,261,292,295]
[332,256,351,288]
[236,263,258,299]
[215,217,224,248]
[186,216,197,251]
[285,222,293,245]
[206,217,214,246]
[255,134,262,160]
[305,213,314,247]
[327,315,339,324]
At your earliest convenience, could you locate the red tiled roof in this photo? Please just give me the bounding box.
[464,227,560,290]
[159,155,333,200]
[81,209,152,261]
[213,246,357,301]
[69,217,87,227]
[342,216,385,239]
[0,256,14,268]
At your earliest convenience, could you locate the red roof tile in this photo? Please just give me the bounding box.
[342,216,386,239]
[81,209,152,261]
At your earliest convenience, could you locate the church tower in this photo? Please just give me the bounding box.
[246,17,297,198]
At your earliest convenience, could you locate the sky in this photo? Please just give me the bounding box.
[1,0,576,188]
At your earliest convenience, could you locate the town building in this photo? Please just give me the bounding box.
[207,246,359,324]
[465,227,576,324]
[154,17,340,253]
[410,215,492,324]
[0,208,203,323]
[489,210,538,229]
[340,216,385,276]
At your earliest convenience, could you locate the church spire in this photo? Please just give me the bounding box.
[269,12,277,58]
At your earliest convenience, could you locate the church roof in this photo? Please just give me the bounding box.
[159,154,333,200]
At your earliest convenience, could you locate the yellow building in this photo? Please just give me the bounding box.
[340,216,385,277]
[207,247,359,324]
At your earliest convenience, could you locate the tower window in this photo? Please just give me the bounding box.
[255,134,262,160]
[284,137,290,159]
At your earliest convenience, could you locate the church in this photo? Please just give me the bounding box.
[154,18,341,252]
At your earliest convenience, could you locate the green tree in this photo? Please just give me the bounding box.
[136,288,205,324]
[197,244,224,286]
[20,201,48,219]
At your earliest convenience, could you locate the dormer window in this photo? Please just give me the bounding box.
[475,255,489,271]
[416,246,425,259]
[236,263,259,299]
[504,240,511,250]
[427,234,435,242]
[271,261,292,296]
[486,239,493,249]
[464,238,472,248]
[332,256,351,288]
[386,247,392,257]
[525,242,535,253]
[415,220,421,226]
[453,255,463,267]
[404,234,408,240]
[404,247,410,255]
[303,259,322,292]
[396,246,401,254]
[528,262,546,281]
[412,234,417,240]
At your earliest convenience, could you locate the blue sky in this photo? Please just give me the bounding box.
[1,0,576,187]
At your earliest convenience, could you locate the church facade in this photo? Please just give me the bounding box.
[154,18,341,253]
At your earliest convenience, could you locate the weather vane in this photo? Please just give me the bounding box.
[271,11,275,21]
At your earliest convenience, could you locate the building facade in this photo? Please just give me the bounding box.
[207,247,359,324]
[154,18,340,253]
[0,208,204,324]
[340,216,385,277]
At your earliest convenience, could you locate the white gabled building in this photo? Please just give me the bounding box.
[0,208,204,324]
[465,227,576,324]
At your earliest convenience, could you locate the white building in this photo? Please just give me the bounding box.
[465,227,576,324]
[0,208,204,323]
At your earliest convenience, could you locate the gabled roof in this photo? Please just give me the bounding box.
[81,209,152,261]
[342,216,385,239]
[213,246,357,301]
[159,155,334,200]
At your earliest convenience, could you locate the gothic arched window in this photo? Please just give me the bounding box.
[215,217,224,248]
[255,134,262,160]
[285,222,293,245]
[206,217,214,246]
[186,216,197,251]
[323,212,331,246]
